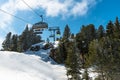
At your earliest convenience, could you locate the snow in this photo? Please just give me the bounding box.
[26,41,59,64]
[80,68,98,80]
[0,51,67,80]
[88,68,99,79]
[30,41,59,49]
[53,41,59,48]
[31,42,47,48]
[26,49,57,64]
[0,41,98,80]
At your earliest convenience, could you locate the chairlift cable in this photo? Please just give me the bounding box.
[0,8,32,24]
[21,0,48,35]
[22,0,40,17]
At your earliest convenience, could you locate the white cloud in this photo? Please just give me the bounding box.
[71,0,97,16]
[0,0,98,49]
[71,0,88,16]
[15,0,97,17]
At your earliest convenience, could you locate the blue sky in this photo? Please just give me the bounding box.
[0,0,120,49]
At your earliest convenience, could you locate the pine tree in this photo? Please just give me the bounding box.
[19,25,29,51]
[87,37,120,80]
[65,41,81,80]
[54,42,67,63]
[76,24,96,50]
[70,33,75,39]
[75,24,96,67]
[50,40,68,64]
[115,17,120,30]
[17,35,23,52]
[106,20,114,38]
[63,24,71,40]
[114,17,120,38]
[17,25,41,52]
[52,24,71,63]
[97,25,105,39]
[86,39,107,80]
[2,32,12,51]
[10,34,18,51]
[86,24,96,41]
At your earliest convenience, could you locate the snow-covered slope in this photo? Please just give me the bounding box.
[0,51,67,80]
[26,41,59,64]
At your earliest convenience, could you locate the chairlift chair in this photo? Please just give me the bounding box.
[34,28,44,31]
[32,15,48,34]
[56,30,61,35]
[32,21,48,30]
[34,31,43,34]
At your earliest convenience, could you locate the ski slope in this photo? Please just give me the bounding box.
[0,51,67,80]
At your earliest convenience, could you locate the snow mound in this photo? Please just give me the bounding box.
[31,42,47,48]
[53,41,59,48]
[0,51,67,80]
[26,49,56,64]
[26,41,59,64]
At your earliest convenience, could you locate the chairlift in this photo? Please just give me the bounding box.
[56,30,61,35]
[32,15,48,30]
[34,31,43,34]
[34,28,44,31]
[32,21,48,30]
[48,27,61,41]
[34,29,41,32]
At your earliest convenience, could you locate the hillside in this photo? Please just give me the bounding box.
[0,51,67,80]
